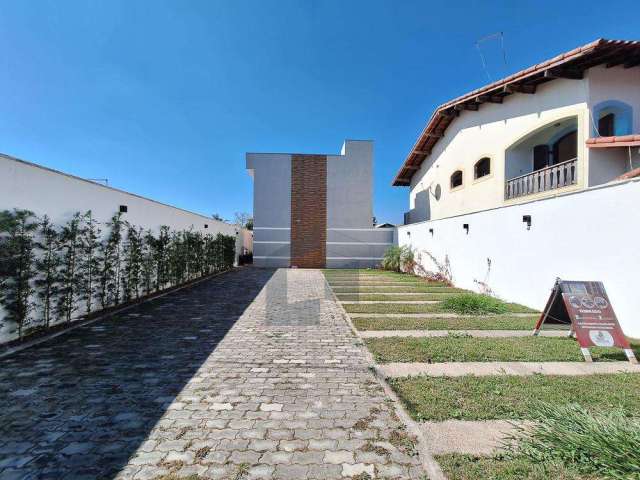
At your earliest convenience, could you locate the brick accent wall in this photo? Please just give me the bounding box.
[290,154,327,268]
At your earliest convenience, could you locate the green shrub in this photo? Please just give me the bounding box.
[381,245,414,273]
[441,292,508,314]
[507,402,640,479]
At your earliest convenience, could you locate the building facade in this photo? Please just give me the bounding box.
[247,140,393,268]
[394,39,640,223]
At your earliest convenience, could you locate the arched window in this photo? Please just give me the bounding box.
[474,157,491,179]
[450,170,463,189]
[593,100,633,137]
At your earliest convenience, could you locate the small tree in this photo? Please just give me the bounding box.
[141,229,156,296]
[153,226,170,291]
[98,212,123,308]
[78,210,101,315]
[57,212,83,323]
[0,209,38,339]
[34,215,60,329]
[122,223,143,301]
[233,212,252,230]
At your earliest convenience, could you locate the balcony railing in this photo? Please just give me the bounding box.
[505,158,577,200]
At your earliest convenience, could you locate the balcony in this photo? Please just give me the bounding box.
[505,158,577,200]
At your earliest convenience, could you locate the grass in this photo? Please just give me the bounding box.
[336,293,455,301]
[388,373,640,421]
[365,336,639,363]
[441,293,509,315]
[436,454,596,480]
[353,315,540,331]
[343,302,537,314]
[507,402,640,479]
[330,286,464,293]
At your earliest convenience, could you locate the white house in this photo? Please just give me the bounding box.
[393,39,640,338]
[247,140,393,268]
[394,38,640,223]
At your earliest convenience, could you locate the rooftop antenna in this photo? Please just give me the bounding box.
[475,32,507,82]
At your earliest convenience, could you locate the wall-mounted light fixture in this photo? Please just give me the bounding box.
[204,224,209,229]
[522,215,532,230]
[119,205,128,213]
[429,228,434,236]
[406,231,411,236]
[463,223,469,234]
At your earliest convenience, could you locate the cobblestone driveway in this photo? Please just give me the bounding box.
[1,268,423,480]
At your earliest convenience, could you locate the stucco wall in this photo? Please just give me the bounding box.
[327,140,373,229]
[407,67,639,222]
[398,179,640,338]
[247,140,389,268]
[0,154,237,238]
[408,78,590,222]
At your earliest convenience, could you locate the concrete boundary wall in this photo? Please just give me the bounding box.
[0,154,238,238]
[398,179,640,338]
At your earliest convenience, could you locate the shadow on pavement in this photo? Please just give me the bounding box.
[0,267,275,480]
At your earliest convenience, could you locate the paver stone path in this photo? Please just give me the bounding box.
[0,268,423,480]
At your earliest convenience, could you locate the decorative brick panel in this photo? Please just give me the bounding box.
[290,154,327,268]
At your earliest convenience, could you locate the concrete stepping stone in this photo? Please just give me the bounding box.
[348,313,537,318]
[360,330,566,338]
[379,361,640,378]
[420,420,528,455]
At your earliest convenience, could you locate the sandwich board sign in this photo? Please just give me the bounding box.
[534,278,637,364]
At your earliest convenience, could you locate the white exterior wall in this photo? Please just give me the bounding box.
[0,154,240,344]
[586,65,640,185]
[247,140,393,268]
[409,78,590,221]
[407,67,639,222]
[398,179,640,338]
[0,154,238,238]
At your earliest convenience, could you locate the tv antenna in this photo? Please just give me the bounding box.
[475,32,507,82]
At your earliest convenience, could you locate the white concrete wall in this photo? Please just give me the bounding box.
[409,78,590,221]
[587,65,640,134]
[247,140,389,268]
[398,179,640,338]
[246,152,292,267]
[406,67,639,222]
[0,154,238,238]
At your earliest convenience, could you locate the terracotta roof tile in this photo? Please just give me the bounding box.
[393,38,640,186]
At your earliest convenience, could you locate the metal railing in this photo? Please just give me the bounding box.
[505,158,578,200]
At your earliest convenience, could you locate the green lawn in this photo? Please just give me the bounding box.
[389,373,640,421]
[336,293,455,301]
[436,454,597,480]
[353,315,540,331]
[366,336,639,363]
[330,285,463,293]
[343,302,537,314]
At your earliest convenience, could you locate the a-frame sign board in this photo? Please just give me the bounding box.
[534,278,637,364]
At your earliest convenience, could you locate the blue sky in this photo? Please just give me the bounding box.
[1,1,637,224]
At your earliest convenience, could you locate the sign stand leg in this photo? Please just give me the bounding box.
[580,348,593,362]
[567,328,574,338]
[624,349,638,365]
